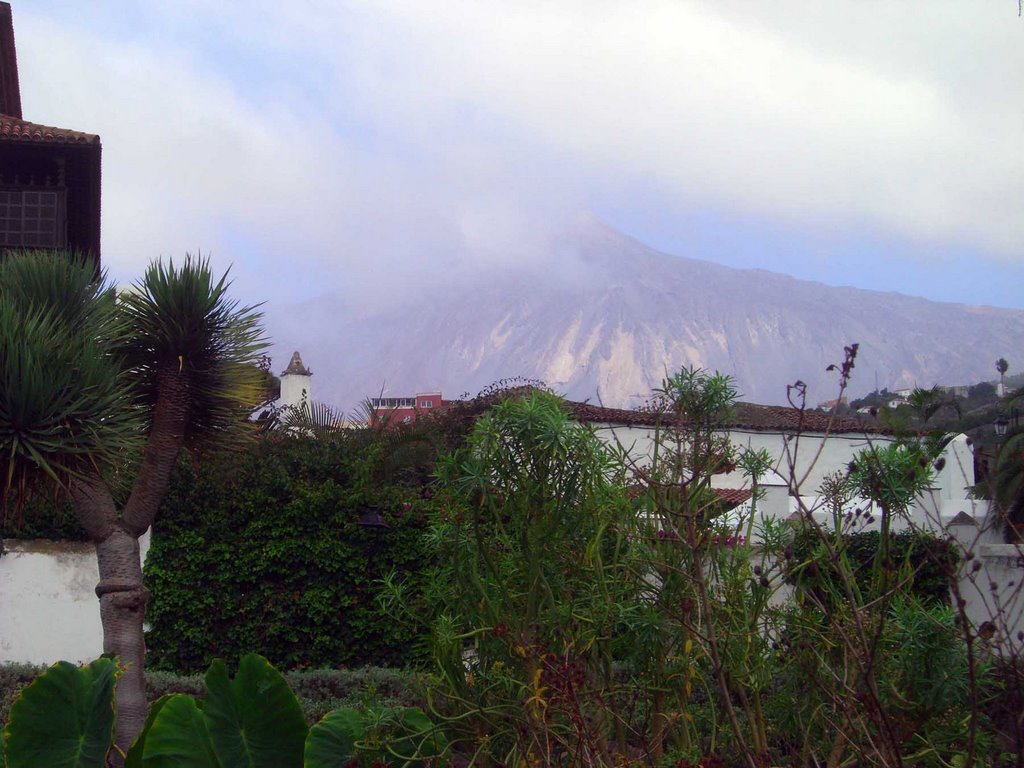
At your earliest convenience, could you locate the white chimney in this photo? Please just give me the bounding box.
[279,351,312,410]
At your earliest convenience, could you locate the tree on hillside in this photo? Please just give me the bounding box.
[997,357,1009,396]
[0,251,265,761]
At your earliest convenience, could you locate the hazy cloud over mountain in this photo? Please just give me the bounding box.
[16,1,1024,314]
[268,218,1024,410]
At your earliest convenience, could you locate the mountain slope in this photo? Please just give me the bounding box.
[266,218,1024,409]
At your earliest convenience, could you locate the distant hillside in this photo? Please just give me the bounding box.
[265,217,1024,411]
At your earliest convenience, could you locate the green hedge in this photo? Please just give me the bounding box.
[0,497,89,541]
[788,527,959,607]
[1,663,423,727]
[144,434,433,673]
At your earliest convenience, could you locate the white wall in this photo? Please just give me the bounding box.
[0,531,150,665]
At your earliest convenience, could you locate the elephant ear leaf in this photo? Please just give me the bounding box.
[203,654,308,768]
[303,708,363,768]
[123,695,172,768]
[387,708,447,768]
[3,657,116,768]
[139,694,218,768]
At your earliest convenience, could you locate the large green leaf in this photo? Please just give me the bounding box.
[387,708,447,768]
[203,654,308,768]
[303,708,363,768]
[139,695,218,768]
[2,658,115,768]
[124,695,172,768]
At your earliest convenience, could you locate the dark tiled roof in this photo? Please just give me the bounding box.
[0,115,99,145]
[570,400,883,435]
[431,385,885,436]
[281,351,312,377]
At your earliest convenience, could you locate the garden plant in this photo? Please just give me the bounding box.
[0,251,267,760]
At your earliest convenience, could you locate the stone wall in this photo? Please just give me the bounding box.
[0,532,150,665]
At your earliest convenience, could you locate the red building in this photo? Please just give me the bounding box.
[369,392,444,427]
[0,3,102,268]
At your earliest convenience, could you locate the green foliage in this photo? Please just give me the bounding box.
[992,387,1024,538]
[788,527,959,607]
[0,665,36,731]
[2,654,443,768]
[304,708,362,766]
[2,664,422,732]
[847,442,935,516]
[202,655,308,767]
[119,256,267,450]
[283,667,426,723]
[304,705,446,768]
[1,657,117,768]
[0,252,142,504]
[0,496,88,540]
[405,368,993,766]
[775,596,981,766]
[145,434,433,672]
[129,695,219,768]
[420,390,640,763]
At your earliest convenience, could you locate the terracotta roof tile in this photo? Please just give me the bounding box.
[0,115,99,145]
[431,385,886,436]
[714,488,754,506]
[626,484,752,508]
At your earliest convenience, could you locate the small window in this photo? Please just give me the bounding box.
[420,400,433,408]
[0,188,67,248]
[402,416,413,423]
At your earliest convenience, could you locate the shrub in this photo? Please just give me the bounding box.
[3,664,422,728]
[0,497,89,541]
[0,663,38,728]
[788,527,959,607]
[145,433,434,672]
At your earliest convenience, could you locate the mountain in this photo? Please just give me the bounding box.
[265,217,1024,411]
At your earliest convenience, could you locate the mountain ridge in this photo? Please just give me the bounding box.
[265,217,1024,410]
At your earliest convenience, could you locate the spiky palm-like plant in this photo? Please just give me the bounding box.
[0,253,140,502]
[0,251,266,761]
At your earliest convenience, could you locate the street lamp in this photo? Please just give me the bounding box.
[356,504,390,529]
[994,412,1009,438]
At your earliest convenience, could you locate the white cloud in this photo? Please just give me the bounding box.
[338,0,1022,256]
[12,0,1023,312]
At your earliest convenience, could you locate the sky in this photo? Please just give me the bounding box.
[11,0,1024,313]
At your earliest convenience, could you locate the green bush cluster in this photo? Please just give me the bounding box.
[0,654,443,768]
[788,526,959,607]
[0,496,89,541]
[145,433,434,673]
[400,381,1001,767]
[1,663,422,730]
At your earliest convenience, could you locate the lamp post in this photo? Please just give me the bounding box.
[994,412,1009,438]
[356,504,390,529]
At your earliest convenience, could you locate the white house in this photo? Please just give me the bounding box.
[570,399,1021,645]
[571,400,981,531]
